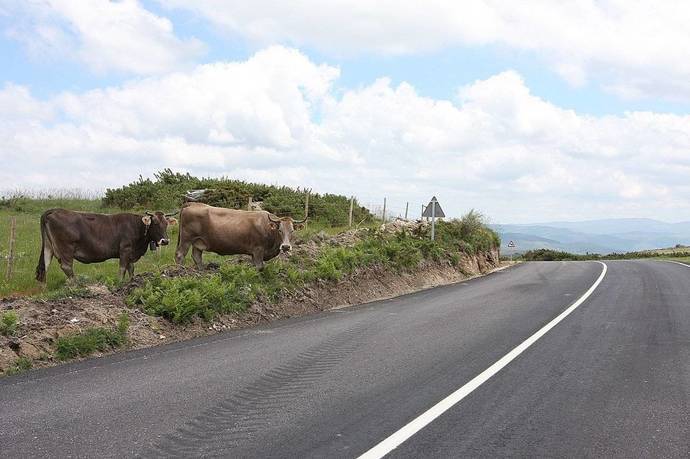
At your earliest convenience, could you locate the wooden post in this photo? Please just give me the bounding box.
[5,216,16,281]
[348,196,354,227]
[421,204,424,219]
[304,190,310,228]
[382,198,387,223]
[247,196,253,211]
[404,202,409,220]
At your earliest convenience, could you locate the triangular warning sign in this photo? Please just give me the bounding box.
[422,196,445,218]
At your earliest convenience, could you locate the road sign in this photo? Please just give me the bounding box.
[507,240,516,262]
[422,197,445,218]
[423,197,445,241]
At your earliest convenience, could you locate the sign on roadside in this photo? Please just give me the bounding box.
[423,196,445,241]
[507,240,517,262]
[422,196,445,218]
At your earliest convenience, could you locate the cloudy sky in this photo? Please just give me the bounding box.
[2,1,690,223]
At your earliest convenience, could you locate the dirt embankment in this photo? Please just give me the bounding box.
[0,229,501,375]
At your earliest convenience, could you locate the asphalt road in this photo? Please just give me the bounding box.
[1,260,688,458]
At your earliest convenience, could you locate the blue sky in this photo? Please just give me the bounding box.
[4,8,689,117]
[2,1,690,223]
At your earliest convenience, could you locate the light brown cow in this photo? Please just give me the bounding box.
[175,203,306,269]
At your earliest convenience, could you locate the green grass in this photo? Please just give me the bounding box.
[0,204,232,298]
[5,356,32,375]
[127,219,499,324]
[1,184,498,304]
[55,314,130,361]
[521,248,690,262]
[0,203,376,298]
[0,311,19,336]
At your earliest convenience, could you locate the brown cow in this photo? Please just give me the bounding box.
[175,202,306,269]
[35,209,177,282]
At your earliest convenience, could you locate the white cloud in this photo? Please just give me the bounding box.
[3,47,690,222]
[158,0,690,100]
[4,0,204,74]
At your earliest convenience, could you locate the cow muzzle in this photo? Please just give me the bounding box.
[159,238,170,246]
[281,244,292,253]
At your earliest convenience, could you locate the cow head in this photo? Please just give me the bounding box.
[268,214,307,253]
[143,211,178,251]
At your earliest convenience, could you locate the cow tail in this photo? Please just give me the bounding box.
[35,211,49,282]
[176,207,184,248]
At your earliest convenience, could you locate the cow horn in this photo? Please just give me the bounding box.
[268,214,282,223]
[145,211,155,216]
[165,210,179,217]
[293,216,308,224]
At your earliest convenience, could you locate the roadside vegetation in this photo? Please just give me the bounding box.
[128,215,500,323]
[103,168,372,226]
[0,170,375,298]
[5,356,32,375]
[1,172,503,375]
[55,314,130,361]
[0,311,19,336]
[520,248,690,262]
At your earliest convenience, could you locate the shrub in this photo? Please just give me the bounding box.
[6,356,32,375]
[103,169,374,226]
[127,267,261,323]
[436,210,500,255]
[521,249,582,261]
[55,314,129,360]
[0,311,19,336]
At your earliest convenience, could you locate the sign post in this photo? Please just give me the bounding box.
[507,240,516,262]
[422,197,445,241]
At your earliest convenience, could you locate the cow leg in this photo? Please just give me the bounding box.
[175,240,192,266]
[43,244,53,273]
[118,257,131,281]
[252,250,265,270]
[191,247,204,269]
[127,263,135,280]
[59,257,75,280]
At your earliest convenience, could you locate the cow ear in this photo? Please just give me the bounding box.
[142,216,152,226]
[294,224,304,230]
[166,217,178,225]
[269,222,279,230]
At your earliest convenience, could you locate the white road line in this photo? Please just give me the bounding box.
[358,261,608,459]
[665,260,690,268]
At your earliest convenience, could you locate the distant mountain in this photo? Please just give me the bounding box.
[493,218,690,254]
[533,218,690,235]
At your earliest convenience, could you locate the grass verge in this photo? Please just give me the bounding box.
[128,215,499,324]
[55,314,130,361]
[0,311,19,336]
[5,356,32,375]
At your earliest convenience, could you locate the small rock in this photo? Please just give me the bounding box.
[158,334,166,340]
[69,318,80,324]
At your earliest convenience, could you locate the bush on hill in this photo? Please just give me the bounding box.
[103,169,373,226]
[521,249,583,261]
